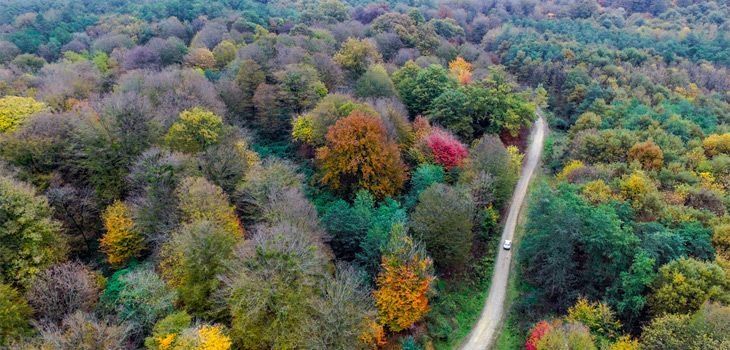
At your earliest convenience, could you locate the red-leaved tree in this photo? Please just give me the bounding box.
[425,128,468,169]
[525,320,552,350]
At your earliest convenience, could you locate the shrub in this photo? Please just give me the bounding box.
[703,133,730,157]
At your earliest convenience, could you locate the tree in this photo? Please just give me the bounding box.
[234,158,304,222]
[714,224,730,260]
[165,107,224,153]
[316,112,407,199]
[0,283,32,345]
[566,298,621,343]
[393,62,456,117]
[648,257,729,316]
[628,140,664,170]
[160,220,240,318]
[321,191,375,260]
[275,64,328,115]
[0,95,46,133]
[233,59,265,124]
[410,184,474,271]
[423,128,468,169]
[99,264,176,340]
[641,303,730,350]
[224,222,328,349]
[0,175,66,287]
[703,133,730,157]
[184,47,216,69]
[448,56,472,85]
[291,94,377,147]
[519,184,637,313]
[176,176,243,236]
[333,38,381,78]
[307,265,380,349]
[36,311,128,349]
[355,64,396,98]
[27,261,102,324]
[460,135,516,210]
[147,319,233,350]
[100,201,145,268]
[212,40,236,68]
[526,321,552,350]
[374,224,435,332]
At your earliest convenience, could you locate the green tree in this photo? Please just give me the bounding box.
[410,183,474,272]
[393,63,456,117]
[0,175,66,287]
[520,184,638,313]
[165,107,224,153]
[355,64,396,98]
[648,257,729,316]
[224,223,328,349]
[641,303,730,350]
[160,220,240,318]
[333,38,382,79]
[234,59,265,124]
[99,264,176,339]
[0,283,32,345]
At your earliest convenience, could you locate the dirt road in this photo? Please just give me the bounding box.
[460,114,547,350]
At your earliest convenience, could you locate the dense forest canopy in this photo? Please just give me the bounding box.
[0,0,728,349]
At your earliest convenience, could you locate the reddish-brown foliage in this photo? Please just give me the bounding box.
[316,112,406,198]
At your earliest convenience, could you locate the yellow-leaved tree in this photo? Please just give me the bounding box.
[0,95,46,133]
[100,201,145,268]
[448,56,473,85]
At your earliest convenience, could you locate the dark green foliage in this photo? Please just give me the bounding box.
[520,184,638,314]
[355,64,396,98]
[411,183,475,272]
[393,63,456,117]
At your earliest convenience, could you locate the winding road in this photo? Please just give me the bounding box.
[460,114,547,350]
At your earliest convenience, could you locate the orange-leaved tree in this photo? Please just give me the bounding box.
[373,224,434,332]
[100,201,145,268]
[448,56,473,85]
[316,111,406,198]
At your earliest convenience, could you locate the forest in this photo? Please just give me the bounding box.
[0,0,728,349]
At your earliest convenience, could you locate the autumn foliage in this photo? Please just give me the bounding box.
[526,321,552,350]
[628,140,664,170]
[316,111,406,198]
[448,56,473,85]
[373,224,434,332]
[424,128,468,169]
[100,201,145,268]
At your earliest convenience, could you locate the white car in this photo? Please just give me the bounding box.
[503,240,512,250]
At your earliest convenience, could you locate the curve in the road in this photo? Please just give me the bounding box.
[460,114,547,350]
